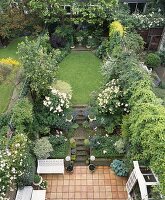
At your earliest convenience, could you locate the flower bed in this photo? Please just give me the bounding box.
[49,135,70,159]
[91,135,122,158]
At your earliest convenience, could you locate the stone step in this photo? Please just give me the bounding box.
[72,104,88,109]
[74,161,87,166]
[76,150,87,156]
[76,155,87,162]
[76,146,86,151]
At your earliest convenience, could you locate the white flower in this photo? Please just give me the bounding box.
[103,150,107,154]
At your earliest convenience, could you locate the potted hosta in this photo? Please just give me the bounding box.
[88,113,96,122]
[66,114,73,122]
[40,180,48,190]
[70,36,75,49]
[33,175,43,186]
[86,36,93,49]
[76,36,83,46]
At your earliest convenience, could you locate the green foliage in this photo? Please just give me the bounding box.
[122,103,165,193]
[114,138,125,154]
[0,133,29,197]
[110,159,128,176]
[145,53,161,68]
[123,32,144,54]
[17,37,61,97]
[91,135,121,158]
[33,137,53,159]
[33,175,42,184]
[0,4,42,41]
[16,154,36,188]
[12,98,33,132]
[84,139,90,147]
[70,138,76,148]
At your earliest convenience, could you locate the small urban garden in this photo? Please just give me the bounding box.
[0,0,165,200]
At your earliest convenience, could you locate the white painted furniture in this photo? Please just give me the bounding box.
[37,159,64,174]
[15,186,33,200]
[31,190,46,200]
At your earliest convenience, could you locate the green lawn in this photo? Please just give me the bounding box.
[57,51,103,104]
[0,37,25,59]
[0,38,25,113]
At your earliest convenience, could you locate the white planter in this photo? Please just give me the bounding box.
[88,115,96,122]
[33,176,43,186]
[71,46,75,49]
[86,45,91,49]
[66,115,73,122]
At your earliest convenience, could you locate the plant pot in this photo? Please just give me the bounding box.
[89,164,96,172]
[86,45,91,49]
[88,115,96,122]
[66,164,74,173]
[71,46,75,49]
[33,176,43,186]
[66,115,73,122]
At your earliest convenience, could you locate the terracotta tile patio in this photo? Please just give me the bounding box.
[43,166,128,200]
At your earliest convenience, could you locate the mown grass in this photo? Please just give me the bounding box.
[57,51,103,104]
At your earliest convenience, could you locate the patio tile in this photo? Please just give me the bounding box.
[111,180,117,185]
[94,192,100,198]
[81,192,87,198]
[63,186,69,192]
[100,192,106,198]
[87,186,94,192]
[75,192,81,198]
[112,192,119,199]
[104,179,111,185]
[117,185,124,191]
[56,193,62,198]
[63,180,70,185]
[62,192,69,198]
[87,192,94,198]
[68,193,75,198]
[111,186,117,192]
[45,166,128,200]
[106,191,112,198]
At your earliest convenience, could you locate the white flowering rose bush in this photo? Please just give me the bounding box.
[132,12,165,29]
[97,79,129,115]
[0,134,28,199]
[43,88,71,115]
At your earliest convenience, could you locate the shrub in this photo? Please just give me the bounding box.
[33,137,53,159]
[12,98,33,132]
[114,138,125,154]
[17,154,36,188]
[110,159,128,176]
[70,138,76,148]
[84,139,90,147]
[52,80,72,96]
[145,53,161,68]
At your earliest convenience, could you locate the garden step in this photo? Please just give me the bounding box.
[72,104,88,108]
[76,146,86,151]
[74,161,87,166]
[76,150,87,156]
[76,119,85,124]
[76,155,87,161]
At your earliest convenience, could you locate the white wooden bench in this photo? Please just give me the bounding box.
[15,187,46,200]
[31,190,46,200]
[37,159,64,174]
[15,186,33,200]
